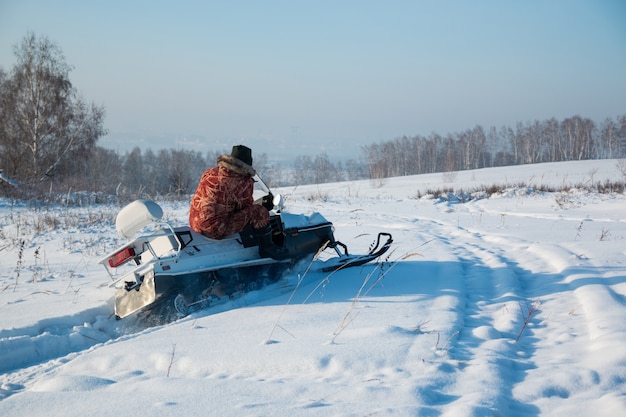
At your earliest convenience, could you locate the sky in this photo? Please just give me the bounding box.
[1,0,625,162]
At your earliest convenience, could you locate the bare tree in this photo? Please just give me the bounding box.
[293,155,314,185]
[598,114,626,159]
[561,115,595,161]
[427,133,443,173]
[483,126,499,168]
[619,114,626,158]
[122,147,144,196]
[362,143,386,180]
[83,146,122,194]
[313,152,338,184]
[0,33,106,183]
[167,149,197,196]
[345,158,367,180]
[442,133,457,173]
[410,135,424,174]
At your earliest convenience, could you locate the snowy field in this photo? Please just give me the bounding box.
[1,160,625,416]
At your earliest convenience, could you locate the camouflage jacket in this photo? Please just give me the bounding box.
[189,154,268,239]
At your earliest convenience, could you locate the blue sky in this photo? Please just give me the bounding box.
[1,0,625,161]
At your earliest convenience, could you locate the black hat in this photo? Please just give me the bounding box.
[231,145,253,166]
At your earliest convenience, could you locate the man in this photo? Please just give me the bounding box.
[189,145,287,259]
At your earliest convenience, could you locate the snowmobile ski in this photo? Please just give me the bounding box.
[318,232,393,272]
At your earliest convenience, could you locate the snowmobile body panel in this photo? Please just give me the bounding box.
[100,206,335,319]
[100,199,392,321]
[281,212,335,256]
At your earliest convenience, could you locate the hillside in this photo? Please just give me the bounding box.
[1,160,625,416]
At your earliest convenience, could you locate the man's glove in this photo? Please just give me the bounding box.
[262,193,274,210]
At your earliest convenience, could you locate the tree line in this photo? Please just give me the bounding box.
[1,33,625,202]
[363,115,626,180]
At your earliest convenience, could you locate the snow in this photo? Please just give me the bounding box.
[1,159,625,416]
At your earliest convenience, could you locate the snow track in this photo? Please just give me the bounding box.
[0,306,140,399]
[405,198,626,416]
[0,276,300,400]
[311,192,626,416]
[423,219,541,416]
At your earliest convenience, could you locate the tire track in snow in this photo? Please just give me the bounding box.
[320,202,540,414]
[0,276,305,400]
[419,219,540,416]
[435,211,626,415]
[511,243,626,410]
[0,306,159,399]
[294,187,626,414]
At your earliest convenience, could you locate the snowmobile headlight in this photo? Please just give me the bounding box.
[273,193,285,210]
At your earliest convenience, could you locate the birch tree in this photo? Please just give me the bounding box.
[0,32,106,182]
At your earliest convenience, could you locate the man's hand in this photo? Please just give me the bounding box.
[261,193,274,210]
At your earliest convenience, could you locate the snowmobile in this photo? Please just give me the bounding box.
[99,178,393,322]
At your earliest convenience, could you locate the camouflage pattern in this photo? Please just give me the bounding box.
[189,154,269,240]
